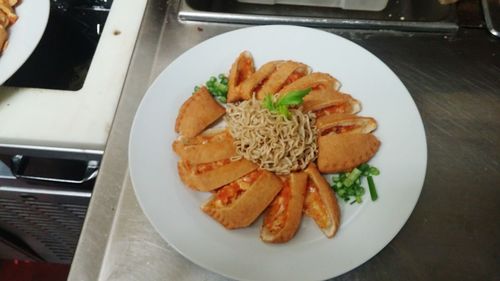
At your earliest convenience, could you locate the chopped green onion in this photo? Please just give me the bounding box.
[367,176,378,201]
[369,166,380,176]
[343,168,362,187]
[330,163,380,204]
[359,163,369,172]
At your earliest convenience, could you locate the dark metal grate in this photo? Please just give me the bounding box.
[0,196,88,263]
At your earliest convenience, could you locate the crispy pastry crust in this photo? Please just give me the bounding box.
[317,133,381,173]
[302,90,361,113]
[304,163,341,238]
[236,60,283,101]
[312,93,361,117]
[227,51,255,103]
[256,61,310,100]
[277,72,341,96]
[172,129,236,164]
[0,2,17,24]
[178,159,258,191]
[260,172,308,243]
[316,114,377,136]
[174,86,226,138]
[201,170,283,229]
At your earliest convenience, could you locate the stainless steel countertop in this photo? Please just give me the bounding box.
[68,0,500,280]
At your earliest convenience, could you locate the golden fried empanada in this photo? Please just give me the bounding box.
[313,93,361,117]
[277,72,341,96]
[172,129,236,164]
[316,114,377,136]
[0,25,6,51]
[0,10,9,28]
[236,60,283,101]
[0,1,16,24]
[256,61,310,100]
[175,86,226,138]
[178,158,257,191]
[302,90,359,115]
[227,51,255,103]
[304,163,341,238]
[317,133,380,173]
[302,89,349,112]
[202,170,283,229]
[261,172,308,243]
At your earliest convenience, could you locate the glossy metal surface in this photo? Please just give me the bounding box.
[179,0,458,32]
[69,0,500,280]
[482,0,500,37]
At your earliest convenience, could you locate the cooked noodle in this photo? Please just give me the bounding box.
[225,97,317,175]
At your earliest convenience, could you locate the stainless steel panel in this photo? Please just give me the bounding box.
[482,0,500,37]
[0,145,100,263]
[0,187,90,264]
[70,0,500,280]
[179,0,459,32]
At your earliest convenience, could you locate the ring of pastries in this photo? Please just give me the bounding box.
[173,51,381,243]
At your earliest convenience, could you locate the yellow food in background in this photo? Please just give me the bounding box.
[0,0,18,53]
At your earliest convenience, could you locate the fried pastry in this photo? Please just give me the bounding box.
[0,10,9,28]
[277,72,341,96]
[307,93,361,118]
[0,1,17,24]
[0,25,6,51]
[236,60,283,101]
[0,0,17,53]
[227,51,255,103]
[304,163,341,238]
[178,158,257,191]
[317,133,380,173]
[175,86,226,138]
[302,89,359,112]
[261,172,308,243]
[172,129,236,164]
[202,170,283,229]
[255,61,310,100]
[316,114,377,136]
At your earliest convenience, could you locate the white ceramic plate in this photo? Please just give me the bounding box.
[129,25,427,281]
[0,0,50,85]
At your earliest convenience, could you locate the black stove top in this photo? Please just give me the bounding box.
[3,0,113,91]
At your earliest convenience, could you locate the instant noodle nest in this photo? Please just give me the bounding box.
[173,51,381,243]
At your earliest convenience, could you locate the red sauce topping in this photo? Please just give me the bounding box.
[321,125,357,136]
[263,178,291,234]
[282,71,306,87]
[215,182,244,206]
[315,104,350,118]
[194,159,231,174]
[303,179,330,229]
[237,58,254,85]
[241,170,262,184]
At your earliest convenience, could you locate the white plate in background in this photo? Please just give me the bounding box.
[129,25,427,281]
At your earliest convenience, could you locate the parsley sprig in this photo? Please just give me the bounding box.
[262,88,312,118]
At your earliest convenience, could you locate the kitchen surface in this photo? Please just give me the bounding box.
[0,0,147,276]
[1,0,500,280]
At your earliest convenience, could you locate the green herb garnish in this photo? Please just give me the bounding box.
[262,88,312,118]
[331,163,380,204]
[194,74,229,103]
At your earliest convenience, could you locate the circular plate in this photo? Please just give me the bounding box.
[129,25,427,281]
[0,0,50,85]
